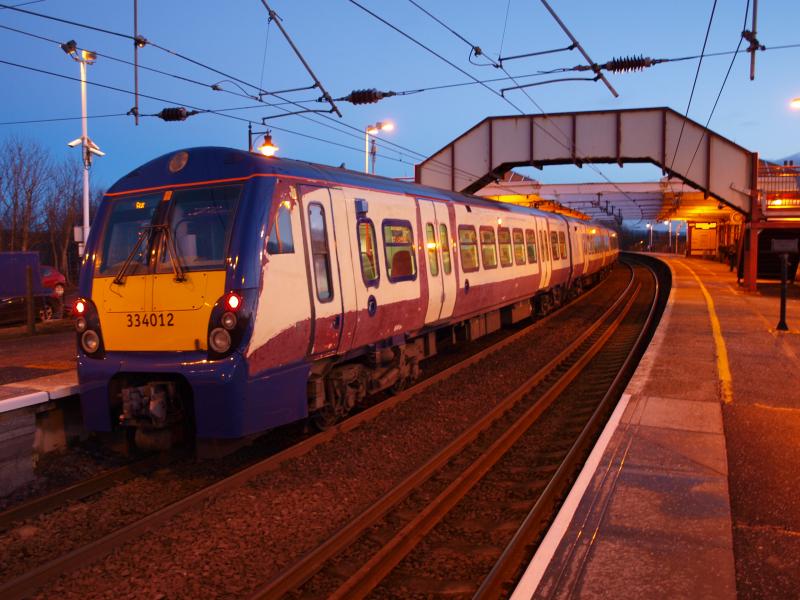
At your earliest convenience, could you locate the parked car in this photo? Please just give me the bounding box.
[0,252,59,326]
[40,265,66,298]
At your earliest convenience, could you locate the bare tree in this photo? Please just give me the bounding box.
[43,158,82,280]
[0,136,51,251]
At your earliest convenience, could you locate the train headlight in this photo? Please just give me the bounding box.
[81,330,100,354]
[221,311,237,330]
[209,327,232,353]
[75,317,87,333]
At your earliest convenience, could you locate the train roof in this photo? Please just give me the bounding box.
[109,146,613,231]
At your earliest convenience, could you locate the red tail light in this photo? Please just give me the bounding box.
[224,292,242,312]
[74,299,86,315]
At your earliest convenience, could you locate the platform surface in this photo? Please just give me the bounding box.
[515,255,800,599]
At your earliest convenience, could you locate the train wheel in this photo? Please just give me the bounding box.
[311,405,339,431]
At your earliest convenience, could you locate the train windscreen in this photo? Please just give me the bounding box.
[95,184,242,277]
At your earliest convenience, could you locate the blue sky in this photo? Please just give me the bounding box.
[1,0,798,190]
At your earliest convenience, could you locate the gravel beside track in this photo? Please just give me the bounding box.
[11,268,628,599]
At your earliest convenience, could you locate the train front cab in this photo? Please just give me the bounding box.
[77,157,275,448]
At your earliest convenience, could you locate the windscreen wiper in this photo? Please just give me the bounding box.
[112,224,186,285]
[112,226,153,285]
[157,223,186,282]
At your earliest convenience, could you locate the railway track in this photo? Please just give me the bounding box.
[0,265,636,599]
[248,260,660,599]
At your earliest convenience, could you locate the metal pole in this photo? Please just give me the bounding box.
[749,0,758,81]
[649,225,653,250]
[133,0,140,125]
[777,253,789,331]
[80,58,90,257]
[364,128,370,173]
[538,0,618,98]
[25,265,35,335]
[370,138,377,175]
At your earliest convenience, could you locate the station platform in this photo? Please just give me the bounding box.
[513,254,800,599]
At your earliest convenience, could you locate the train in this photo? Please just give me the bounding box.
[74,147,618,451]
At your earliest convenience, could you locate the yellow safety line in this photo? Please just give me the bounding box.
[678,261,734,404]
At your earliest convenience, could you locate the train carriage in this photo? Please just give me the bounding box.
[75,147,618,449]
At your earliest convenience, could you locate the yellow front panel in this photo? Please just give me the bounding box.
[94,270,227,351]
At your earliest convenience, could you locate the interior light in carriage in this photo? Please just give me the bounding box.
[257,132,279,157]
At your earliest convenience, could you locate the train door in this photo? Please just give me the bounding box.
[418,199,456,323]
[537,217,552,288]
[300,186,345,356]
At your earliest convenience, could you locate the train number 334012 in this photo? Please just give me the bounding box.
[126,313,175,327]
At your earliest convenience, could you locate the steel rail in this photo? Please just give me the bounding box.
[250,267,636,599]
[475,261,660,598]
[326,283,641,599]
[0,455,171,534]
[0,271,616,600]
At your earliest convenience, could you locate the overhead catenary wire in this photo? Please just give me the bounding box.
[347,0,525,114]
[0,23,322,111]
[684,0,752,177]
[396,0,641,219]
[669,0,719,172]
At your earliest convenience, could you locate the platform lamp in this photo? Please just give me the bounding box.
[248,123,279,157]
[62,40,104,257]
[365,121,394,174]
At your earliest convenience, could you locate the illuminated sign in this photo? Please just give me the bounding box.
[135,201,146,209]
[693,222,717,230]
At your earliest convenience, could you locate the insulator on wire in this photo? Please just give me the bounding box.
[601,55,655,73]
[340,88,397,105]
[155,107,198,122]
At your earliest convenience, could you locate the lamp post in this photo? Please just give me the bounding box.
[664,219,671,252]
[62,40,104,257]
[364,121,394,174]
[247,123,279,157]
[790,97,800,110]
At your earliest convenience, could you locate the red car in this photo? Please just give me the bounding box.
[40,265,66,298]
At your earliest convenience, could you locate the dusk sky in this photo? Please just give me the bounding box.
[1,0,798,190]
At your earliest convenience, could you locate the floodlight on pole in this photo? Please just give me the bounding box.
[63,40,102,257]
[364,120,395,174]
[791,97,800,110]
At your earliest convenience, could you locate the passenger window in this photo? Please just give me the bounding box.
[458,226,479,272]
[550,231,560,261]
[524,229,537,263]
[308,203,333,301]
[512,228,526,265]
[383,220,416,282]
[425,223,439,277]
[267,201,295,254]
[479,226,497,269]
[498,227,513,267]
[357,219,379,286]
[440,224,452,274]
[558,231,567,259]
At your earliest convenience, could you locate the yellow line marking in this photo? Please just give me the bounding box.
[23,362,75,370]
[677,261,734,404]
[753,403,800,413]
